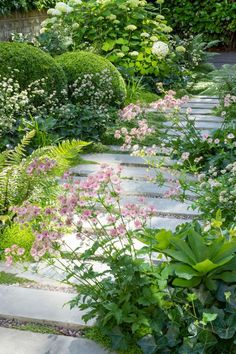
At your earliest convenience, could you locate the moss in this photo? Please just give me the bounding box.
[84,327,142,354]
[0,223,35,261]
[56,51,126,107]
[0,42,67,100]
[14,322,60,335]
[0,271,31,285]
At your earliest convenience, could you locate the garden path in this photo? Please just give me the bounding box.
[0,95,223,353]
[209,51,236,68]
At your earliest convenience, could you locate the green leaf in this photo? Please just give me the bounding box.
[138,335,157,354]
[102,40,115,51]
[172,277,201,288]
[155,229,172,249]
[192,259,220,273]
[174,264,199,280]
[201,312,217,325]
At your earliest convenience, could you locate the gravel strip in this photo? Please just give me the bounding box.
[0,318,84,337]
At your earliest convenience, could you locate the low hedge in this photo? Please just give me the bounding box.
[0,42,67,100]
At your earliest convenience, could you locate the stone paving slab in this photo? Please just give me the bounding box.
[183,103,217,108]
[71,164,195,182]
[182,114,223,122]
[190,98,219,103]
[160,129,212,137]
[0,285,94,327]
[121,195,197,215]
[81,153,175,167]
[163,120,221,129]
[76,176,195,198]
[180,108,214,114]
[0,327,112,354]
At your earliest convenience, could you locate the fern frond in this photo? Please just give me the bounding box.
[0,130,35,170]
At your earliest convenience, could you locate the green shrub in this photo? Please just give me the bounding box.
[0,0,56,15]
[0,223,35,260]
[56,51,126,107]
[39,0,173,78]
[162,0,236,48]
[0,42,67,100]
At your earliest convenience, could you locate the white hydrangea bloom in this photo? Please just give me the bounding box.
[55,2,73,13]
[130,51,139,56]
[152,41,169,58]
[47,8,61,16]
[125,25,137,31]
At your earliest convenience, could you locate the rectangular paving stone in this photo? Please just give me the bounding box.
[0,327,111,354]
[163,121,221,129]
[0,285,94,327]
[190,98,219,104]
[76,176,195,198]
[81,153,175,167]
[150,216,190,230]
[71,164,195,182]
[183,103,218,108]
[181,114,223,122]
[180,108,214,114]
[121,195,198,216]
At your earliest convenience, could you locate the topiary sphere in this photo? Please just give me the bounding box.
[56,51,126,107]
[0,42,67,100]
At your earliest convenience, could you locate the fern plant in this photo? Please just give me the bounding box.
[0,130,89,226]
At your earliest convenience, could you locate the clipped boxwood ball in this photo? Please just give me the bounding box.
[56,51,126,107]
[0,42,67,100]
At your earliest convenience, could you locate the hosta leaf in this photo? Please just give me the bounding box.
[192,259,219,273]
[174,263,199,280]
[172,277,201,288]
[187,229,208,261]
[212,271,236,283]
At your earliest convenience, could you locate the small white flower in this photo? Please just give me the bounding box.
[125,25,137,31]
[130,51,139,56]
[227,133,235,139]
[140,32,150,38]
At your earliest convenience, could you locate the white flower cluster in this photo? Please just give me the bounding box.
[47,1,79,17]
[151,41,169,58]
[71,69,115,108]
[0,72,65,137]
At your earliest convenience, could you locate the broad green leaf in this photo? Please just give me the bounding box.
[174,264,199,280]
[172,277,201,288]
[192,259,225,273]
[187,229,208,261]
[170,238,198,264]
[155,229,172,249]
[213,271,236,283]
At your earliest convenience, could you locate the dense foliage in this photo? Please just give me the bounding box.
[38,0,190,86]
[0,0,56,15]
[161,0,236,48]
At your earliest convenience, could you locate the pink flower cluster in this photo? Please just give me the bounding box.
[119,103,143,121]
[224,94,236,107]
[4,245,25,267]
[115,120,154,150]
[149,91,189,111]
[26,158,57,175]
[10,165,156,263]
